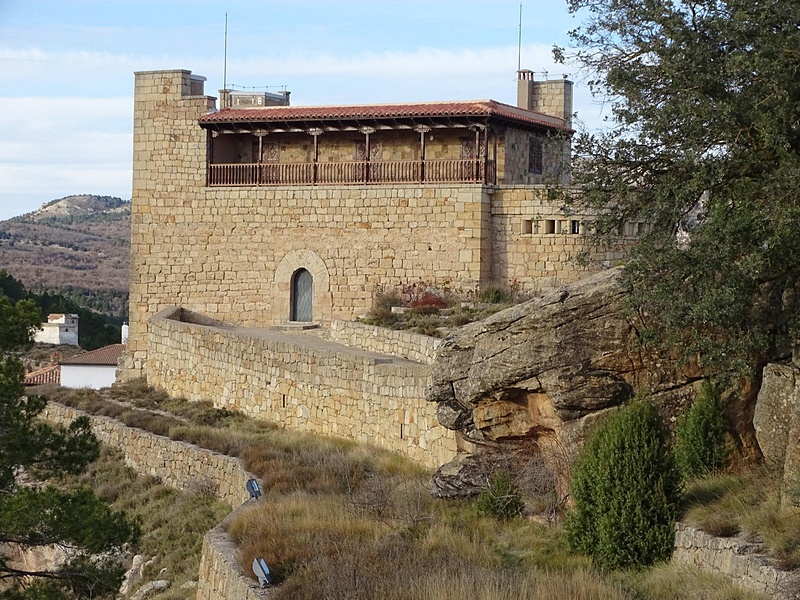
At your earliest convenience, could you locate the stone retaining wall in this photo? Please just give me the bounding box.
[673,523,800,599]
[328,319,441,364]
[43,402,267,600]
[197,514,269,600]
[146,307,460,469]
[45,403,250,507]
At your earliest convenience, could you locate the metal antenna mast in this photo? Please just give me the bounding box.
[517,3,523,71]
[223,12,228,93]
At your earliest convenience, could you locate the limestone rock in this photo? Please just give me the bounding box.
[754,362,800,506]
[426,268,705,496]
[119,555,154,597]
[753,364,797,469]
[130,579,169,600]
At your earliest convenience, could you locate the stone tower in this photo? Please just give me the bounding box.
[121,70,215,378]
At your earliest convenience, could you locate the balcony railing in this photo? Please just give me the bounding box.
[208,159,496,187]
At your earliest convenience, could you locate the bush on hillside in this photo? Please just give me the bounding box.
[674,381,728,479]
[565,398,681,570]
[475,471,524,520]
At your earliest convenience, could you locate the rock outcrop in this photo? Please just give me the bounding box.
[426,268,704,497]
[754,363,800,506]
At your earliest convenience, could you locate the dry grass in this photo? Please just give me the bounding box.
[43,382,776,599]
[63,447,229,600]
[621,562,768,600]
[682,468,800,569]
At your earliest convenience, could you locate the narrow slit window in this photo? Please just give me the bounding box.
[528,138,543,174]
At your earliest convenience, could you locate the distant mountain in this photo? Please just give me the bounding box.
[0,195,131,292]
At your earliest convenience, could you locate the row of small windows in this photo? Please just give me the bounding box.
[523,219,581,235]
[522,219,650,237]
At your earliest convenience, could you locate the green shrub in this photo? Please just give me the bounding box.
[478,285,512,304]
[674,381,728,479]
[374,291,403,311]
[475,472,524,520]
[565,398,681,570]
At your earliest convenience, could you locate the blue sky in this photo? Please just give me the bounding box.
[0,0,606,221]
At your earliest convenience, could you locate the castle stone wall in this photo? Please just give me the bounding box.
[673,523,800,599]
[145,307,460,469]
[328,319,442,364]
[490,186,626,291]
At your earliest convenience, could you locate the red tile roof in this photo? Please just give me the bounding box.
[60,344,125,366]
[199,99,569,131]
[24,364,60,386]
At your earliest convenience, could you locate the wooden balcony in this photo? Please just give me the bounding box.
[207,159,497,187]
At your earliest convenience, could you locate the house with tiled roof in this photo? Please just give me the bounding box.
[60,344,124,389]
[24,364,61,387]
[122,68,627,377]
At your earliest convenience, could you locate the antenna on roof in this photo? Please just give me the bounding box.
[223,12,228,93]
[517,3,523,72]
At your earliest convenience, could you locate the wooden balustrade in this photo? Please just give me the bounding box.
[208,159,496,186]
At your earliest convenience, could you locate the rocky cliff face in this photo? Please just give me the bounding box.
[426,268,707,497]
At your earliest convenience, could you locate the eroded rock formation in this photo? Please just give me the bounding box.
[426,268,705,497]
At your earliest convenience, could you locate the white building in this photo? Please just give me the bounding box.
[34,314,79,346]
[59,344,124,389]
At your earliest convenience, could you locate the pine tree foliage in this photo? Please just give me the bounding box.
[565,399,681,570]
[0,291,139,599]
[558,0,800,374]
[674,381,728,478]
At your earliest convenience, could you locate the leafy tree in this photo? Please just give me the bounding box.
[0,292,139,598]
[558,0,800,375]
[565,399,681,570]
[674,381,728,478]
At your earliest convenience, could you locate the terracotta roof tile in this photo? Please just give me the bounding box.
[199,99,569,131]
[24,364,60,386]
[60,344,125,366]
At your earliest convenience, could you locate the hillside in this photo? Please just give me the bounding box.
[0,195,131,292]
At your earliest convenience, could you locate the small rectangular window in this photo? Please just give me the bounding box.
[570,220,581,235]
[544,219,556,234]
[523,219,533,235]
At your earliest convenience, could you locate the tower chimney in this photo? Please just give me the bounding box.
[516,69,573,127]
[517,69,535,111]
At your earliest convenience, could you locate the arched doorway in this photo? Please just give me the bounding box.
[290,268,313,322]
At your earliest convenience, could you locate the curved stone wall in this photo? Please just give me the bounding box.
[146,307,460,469]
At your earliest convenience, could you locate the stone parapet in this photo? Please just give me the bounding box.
[146,308,459,469]
[328,319,442,364]
[673,523,800,599]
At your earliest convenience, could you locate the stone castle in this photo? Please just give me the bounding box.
[121,68,636,466]
[124,68,631,376]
